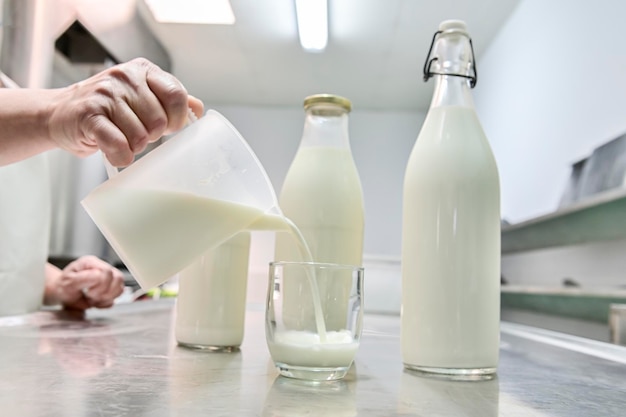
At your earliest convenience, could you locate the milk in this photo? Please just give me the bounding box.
[275,147,364,331]
[82,188,267,289]
[268,330,358,368]
[175,232,251,349]
[85,179,339,354]
[84,185,331,346]
[401,105,500,371]
[275,147,364,265]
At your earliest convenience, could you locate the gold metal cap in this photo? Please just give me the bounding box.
[303,94,352,112]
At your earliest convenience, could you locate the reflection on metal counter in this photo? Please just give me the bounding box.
[1,300,626,416]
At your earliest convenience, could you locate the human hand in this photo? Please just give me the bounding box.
[48,57,204,167]
[45,256,125,310]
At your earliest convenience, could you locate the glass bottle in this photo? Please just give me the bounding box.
[401,20,501,377]
[275,94,364,266]
[275,94,365,330]
[175,231,250,351]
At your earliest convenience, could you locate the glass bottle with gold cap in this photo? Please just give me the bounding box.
[275,94,365,329]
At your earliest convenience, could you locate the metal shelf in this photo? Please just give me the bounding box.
[502,188,626,254]
[501,286,626,323]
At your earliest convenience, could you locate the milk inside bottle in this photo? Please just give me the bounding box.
[275,95,364,267]
[401,20,501,377]
[175,231,251,350]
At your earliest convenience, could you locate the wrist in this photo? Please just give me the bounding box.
[45,86,72,148]
[43,263,62,306]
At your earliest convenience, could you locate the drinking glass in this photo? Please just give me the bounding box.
[265,261,364,381]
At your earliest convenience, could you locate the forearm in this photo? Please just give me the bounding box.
[0,89,61,166]
[1,59,204,167]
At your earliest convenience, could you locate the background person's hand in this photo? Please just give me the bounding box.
[44,256,125,310]
[48,57,204,167]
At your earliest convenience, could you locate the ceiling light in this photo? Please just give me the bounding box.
[144,0,235,25]
[295,0,328,53]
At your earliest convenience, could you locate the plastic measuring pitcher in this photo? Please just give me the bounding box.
[81,110,280,289]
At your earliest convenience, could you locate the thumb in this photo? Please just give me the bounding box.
[188,95,204,119]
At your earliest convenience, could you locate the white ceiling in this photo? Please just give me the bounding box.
[137,0,521,112]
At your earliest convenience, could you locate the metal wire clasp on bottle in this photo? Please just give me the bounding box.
[422,29,478,88]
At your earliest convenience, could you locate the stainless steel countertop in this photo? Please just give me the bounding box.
[0,299,625,416]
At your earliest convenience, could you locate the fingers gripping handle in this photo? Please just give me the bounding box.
[102,108,198,179]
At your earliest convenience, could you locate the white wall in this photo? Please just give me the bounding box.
[212,104,425,258]
[474,0,626,223]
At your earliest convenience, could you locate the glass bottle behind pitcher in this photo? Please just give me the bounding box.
[275,94,365,330]
[175,232,251,351]
[401,20,501,377]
